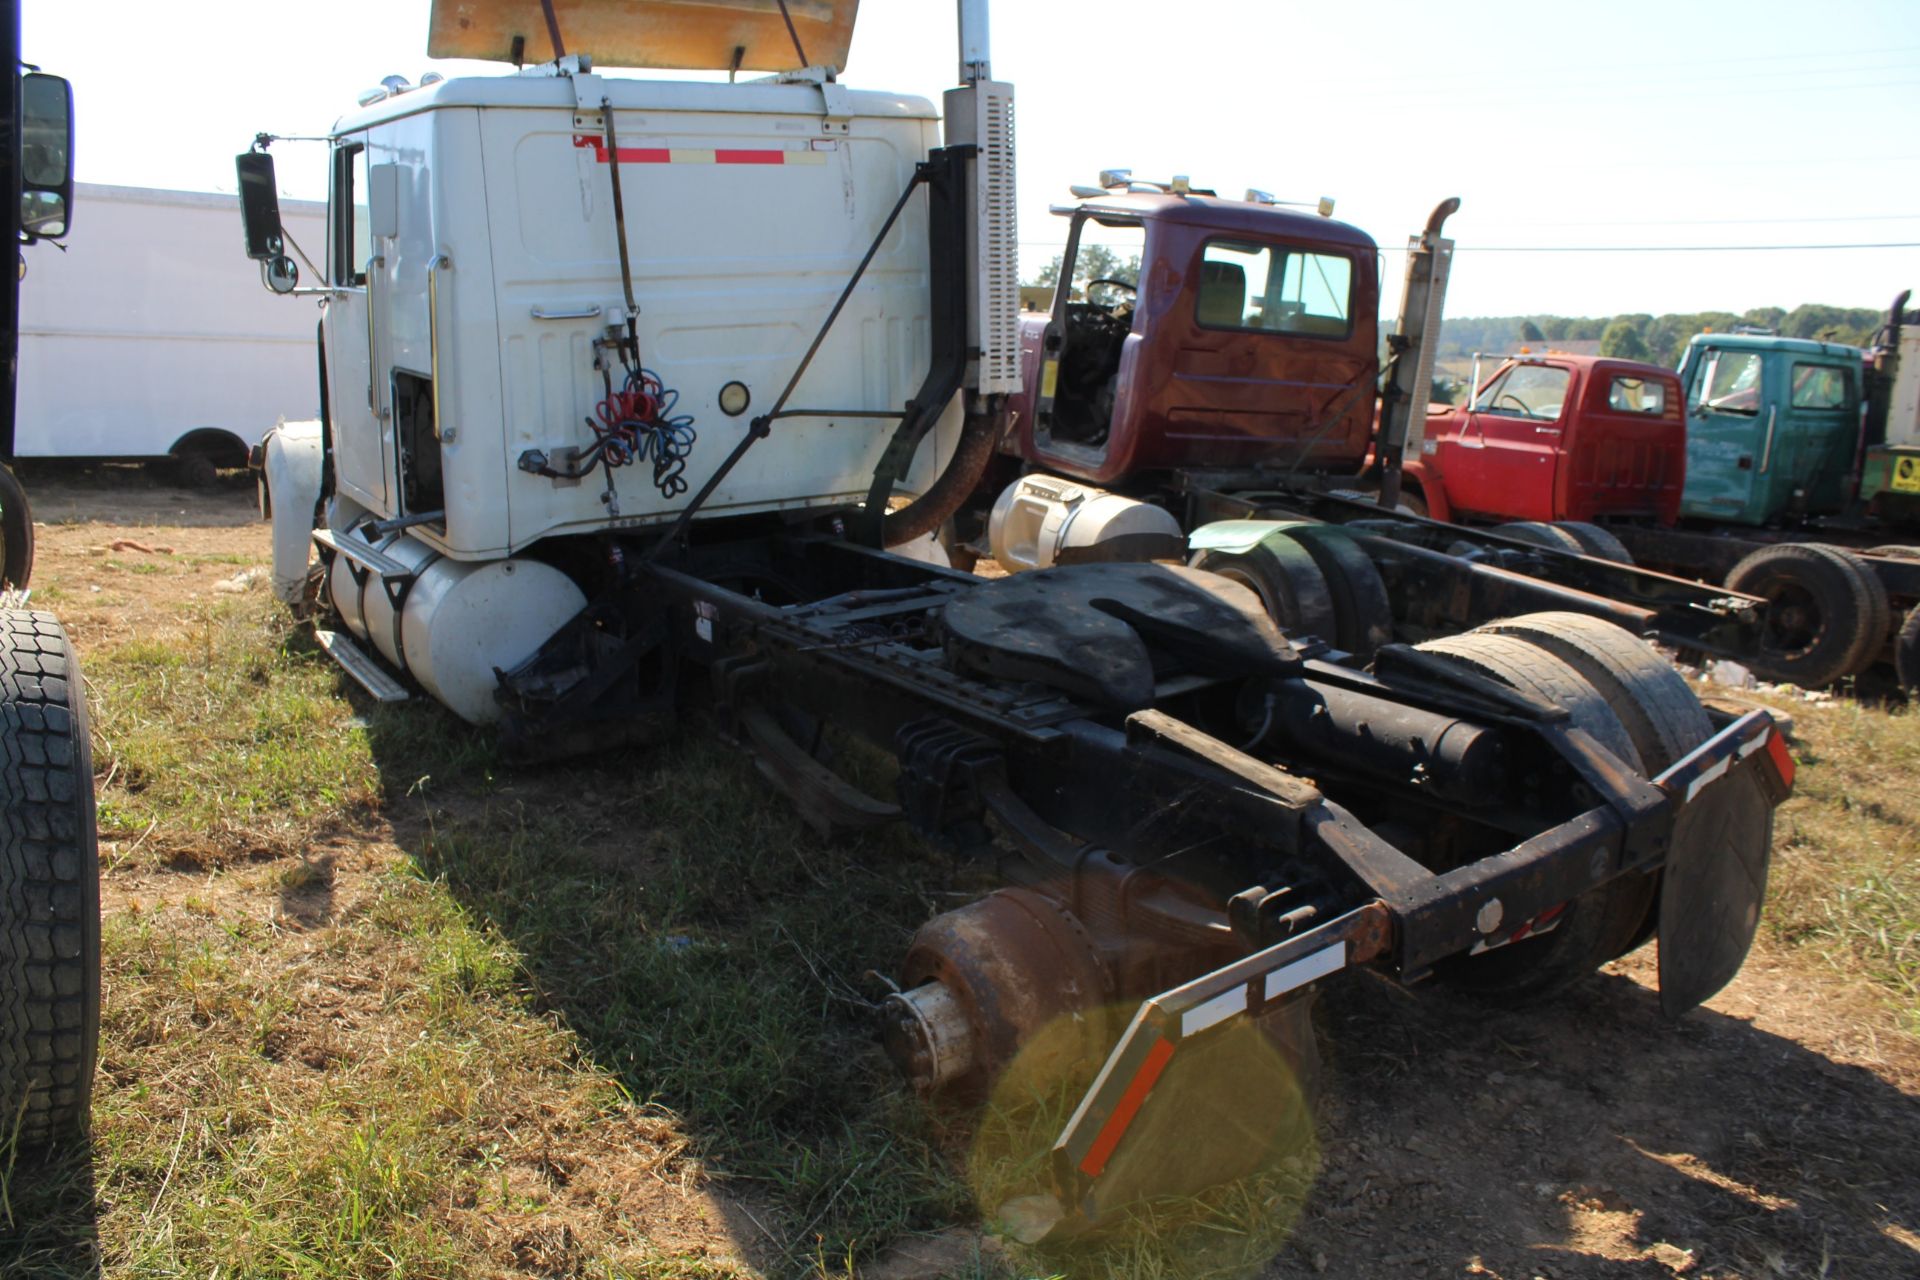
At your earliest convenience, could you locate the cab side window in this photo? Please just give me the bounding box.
[330,141,371,287]
[1195,240,1352,338]
[1608,376,1666,415]
[1789,363,1849,410]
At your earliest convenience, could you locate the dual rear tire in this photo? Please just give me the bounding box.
[1189,523,1393,660]
[1724,542,1887,687]
[1413,612,1712,1002]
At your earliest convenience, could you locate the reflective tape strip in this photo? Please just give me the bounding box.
[1764,729,1796,789]
[1077,1036,1176,1178]
[1682,753,1732,802]
[1180,988,1245,1037]
[573,137,828,166]
[1262,941,1347,1000]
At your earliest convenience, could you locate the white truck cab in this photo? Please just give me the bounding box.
[241,0,1016,722]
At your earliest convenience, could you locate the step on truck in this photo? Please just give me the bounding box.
[0,0,101,1166]
[240,0,1793,1236]
[1404,322,1920,691]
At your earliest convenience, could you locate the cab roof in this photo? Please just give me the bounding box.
[1683,331,1861,361]
[1505,352,1679,382]
[332,71,933,134]
[1059,192,1378,253]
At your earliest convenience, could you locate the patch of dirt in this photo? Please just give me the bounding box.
[19,463,270,649]
[1283,946,1920,1280]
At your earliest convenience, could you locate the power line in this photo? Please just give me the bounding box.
[1479,213,1920,229]
[1456,242,1920,253]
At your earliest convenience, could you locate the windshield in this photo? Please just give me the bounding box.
[1473,363,1570,420]
[1693,349,1764,416]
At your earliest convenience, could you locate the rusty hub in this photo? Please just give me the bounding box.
[884,888,1114,1096]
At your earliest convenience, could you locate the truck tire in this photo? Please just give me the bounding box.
[1812,544,1891,677]
[0,463,33,591]
[1897,604,1920,694]
[1495,521,1586,554]
[1275,525,1394,660]
[1413,630,1651,1000]
[1725,543,1878,687]
[172,450,221,490]
[1475,613,1714,960]
[1474,612,1711,775]
[1190,539,1339,647]
[0,610,100,1153]
[1551,521,1634,565]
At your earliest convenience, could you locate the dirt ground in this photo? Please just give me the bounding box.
[17,462,1920,1279]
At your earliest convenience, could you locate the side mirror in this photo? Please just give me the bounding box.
[19,72,74,241]
[235,151,284,262]
[263,254,299,294]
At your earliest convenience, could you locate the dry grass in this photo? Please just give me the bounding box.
[1741,690,1920,1023]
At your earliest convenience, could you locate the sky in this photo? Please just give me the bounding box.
[27,0,1920,319]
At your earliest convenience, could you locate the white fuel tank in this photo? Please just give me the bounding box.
[987,474,1186,572]
[328,533,586,724]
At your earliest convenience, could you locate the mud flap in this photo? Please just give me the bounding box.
[1027,904,1391,1239]
[1654,711,1794,1016]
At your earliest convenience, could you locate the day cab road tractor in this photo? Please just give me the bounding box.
[0,0,99,1169]
[1403,320,1920,691]
[241,0,1793,1234]
[950,179,1790,687]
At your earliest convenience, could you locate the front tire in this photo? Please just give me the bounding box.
[0,463,33,591]
[0,609,100,1153]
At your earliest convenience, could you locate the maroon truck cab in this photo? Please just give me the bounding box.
[1406,355,1686,526]
[1002,194,1382,489]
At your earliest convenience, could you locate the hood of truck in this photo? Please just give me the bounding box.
[429,0,859,72]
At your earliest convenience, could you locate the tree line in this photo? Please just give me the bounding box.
[1440,303,1890,369]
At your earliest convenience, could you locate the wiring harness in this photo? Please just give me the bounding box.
[591,368,697,499]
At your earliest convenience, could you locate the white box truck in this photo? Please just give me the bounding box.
[15,182,325,482]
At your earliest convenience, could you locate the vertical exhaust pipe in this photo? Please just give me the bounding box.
[1378,198,1459,510]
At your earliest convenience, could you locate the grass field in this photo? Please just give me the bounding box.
[2,484,1917,1279]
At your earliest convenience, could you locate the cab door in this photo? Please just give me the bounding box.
[322,136,393,514]
[1434,361,1570,522]
[1772,359,1857,515]
[1679,346,1766,523]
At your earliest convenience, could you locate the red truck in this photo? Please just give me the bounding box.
[1404,353,1687,560]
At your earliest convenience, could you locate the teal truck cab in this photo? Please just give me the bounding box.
[1674,333,1862,526]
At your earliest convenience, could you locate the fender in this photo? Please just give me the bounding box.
[258,419,325,605]
[1400,456,1451,522]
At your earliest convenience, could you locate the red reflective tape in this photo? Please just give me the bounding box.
[571,137,672,163]
[1764,730,1796,790]
[1078,1037,1176,1178]
[572,137,792,165]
